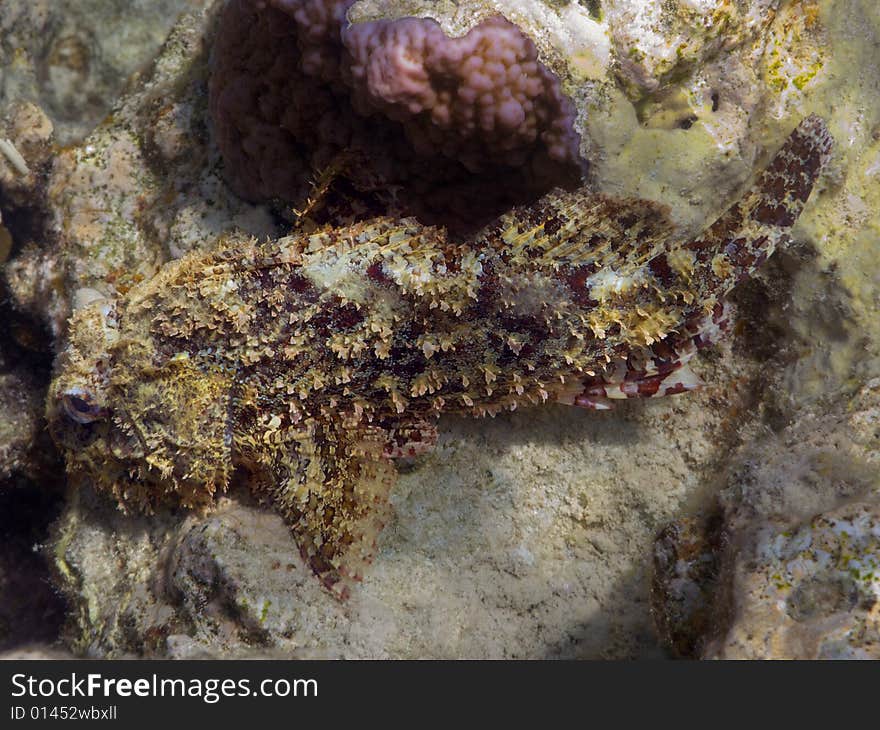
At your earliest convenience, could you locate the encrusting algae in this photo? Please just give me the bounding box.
[47,115,832,598]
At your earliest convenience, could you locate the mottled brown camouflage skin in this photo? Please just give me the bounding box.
[48,116,832,597]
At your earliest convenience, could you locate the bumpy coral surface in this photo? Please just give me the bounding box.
[48,116,831,597]
[209,0,582,229]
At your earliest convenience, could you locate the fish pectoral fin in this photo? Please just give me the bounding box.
[498,192,678,271]
[563,361,704,408]
[559,301,733,409]
[254,419,397,600]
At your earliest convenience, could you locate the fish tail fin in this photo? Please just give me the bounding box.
[684,114,833,299]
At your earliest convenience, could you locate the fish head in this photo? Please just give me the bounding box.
[48,294,230,511]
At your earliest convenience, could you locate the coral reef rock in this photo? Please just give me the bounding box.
[0,102,54,208]
[0,370,42,481]
[604,0,782,98]
[14,2,279,341]
[653,380,880,658]
[0,0,206,145]
[713,500,880,659]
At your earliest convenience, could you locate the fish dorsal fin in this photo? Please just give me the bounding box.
[297,216,445,253]
[479,190,679,273]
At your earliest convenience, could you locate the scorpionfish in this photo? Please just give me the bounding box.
[49,115,832,598]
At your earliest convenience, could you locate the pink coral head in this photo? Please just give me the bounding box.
[210,1,584,230]
[342,14,581,173]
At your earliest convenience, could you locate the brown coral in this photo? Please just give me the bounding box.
[208,0,583,230]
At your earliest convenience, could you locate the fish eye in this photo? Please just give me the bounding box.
[61,389,106,424]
